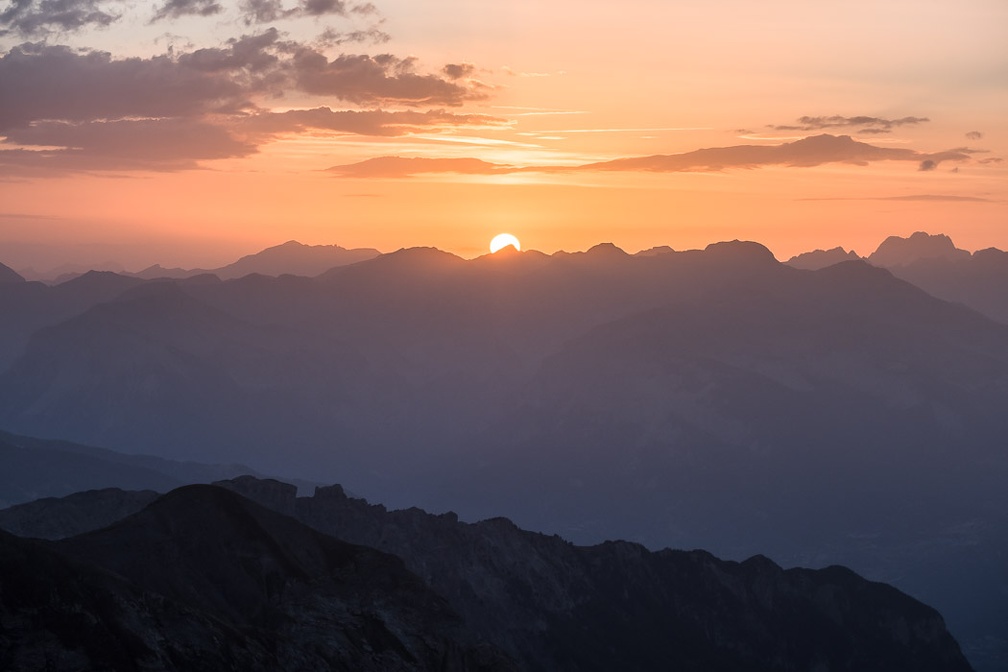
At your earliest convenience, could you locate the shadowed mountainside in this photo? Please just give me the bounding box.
[0,482,975,672]
[1,485,514,672]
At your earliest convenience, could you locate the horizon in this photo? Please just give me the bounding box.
[0,229,993,276]
[1,1,1006,270]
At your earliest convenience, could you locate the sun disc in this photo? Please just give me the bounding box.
[490,233,521,253]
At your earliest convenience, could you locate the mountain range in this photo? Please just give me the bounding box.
[0,231,1006,669]
[0,479,973,671]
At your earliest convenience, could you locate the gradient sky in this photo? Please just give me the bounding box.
[1,0,1005,270]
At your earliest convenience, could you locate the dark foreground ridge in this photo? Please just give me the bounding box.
[1,479,974,671]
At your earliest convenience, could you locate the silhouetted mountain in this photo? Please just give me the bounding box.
[786,246,861,270]
[216,240,381,278]
[2,486,514,671]
[128,240,382,280]
[877,241,1008,325]
[1,240,1006,668]
[1,481,974,671]
[0,487,159,538]
[0,260,25,284]
[869,231,970,267]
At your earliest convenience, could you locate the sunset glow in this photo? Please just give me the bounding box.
[0,0,1005,270]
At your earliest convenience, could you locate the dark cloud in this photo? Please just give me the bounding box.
[965,131,984,140]
[0,42,251,131]
[0,0,118,36]
[328,156,507,178]
[769,115,929,134]
[152,0,222,22]
[238,0,285,23]
[918,160,937,171]
[1,2,494,176]
[0,118,255,173]
[442,63,474,80]
[300,0,345,16]
[292,51,486,105]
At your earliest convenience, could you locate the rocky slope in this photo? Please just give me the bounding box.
[1,485,517,672]
[5,478,969,671]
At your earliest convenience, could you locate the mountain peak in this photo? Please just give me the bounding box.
[786,247,861,270]
[869,231,969,268]
[703,239,778,263]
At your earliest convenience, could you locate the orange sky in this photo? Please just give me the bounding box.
[1,0,1005,270]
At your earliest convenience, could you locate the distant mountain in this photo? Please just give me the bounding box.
[131,240,381,280]
[0,429,263,509]
[869,231,970,267]
[868,234,1008,324]
[0,269,145,370]
[1,481,974,671]
[0,260,25,284]
[786,246,861,270]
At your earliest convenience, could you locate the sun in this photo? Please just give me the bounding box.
[490,233,521,253]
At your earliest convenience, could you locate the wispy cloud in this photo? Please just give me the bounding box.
[768,115,930,134]
[798,194,993,203]
[152,0,222,22]
[0,0,120,36]
[580,134,970,172]
[328,156,507,178]
[325,134,981,178]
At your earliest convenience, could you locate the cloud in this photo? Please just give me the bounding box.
[292,51,486,105]
[581,134,971,173]
[151,0,221,22]
[769,115,929,134]
[327,156,507,178]
[0,23,498,176]
[918,159,937,171]
[0,42,252,132]
[798,194,992,203]
[326,134,979,179]
[241,106,507,137]
[0,0,119,36]
[965,131,984,140]
[0,118,256,173]
[315,25,389,47]
[237,0,351,23]
[442,63,474,80]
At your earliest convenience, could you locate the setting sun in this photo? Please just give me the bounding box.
[490,233,521,253]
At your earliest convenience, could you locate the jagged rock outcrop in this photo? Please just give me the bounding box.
[227,478,972,672]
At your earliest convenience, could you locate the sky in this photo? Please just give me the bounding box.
[0,0,1005,271]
